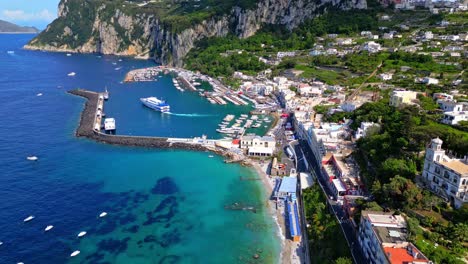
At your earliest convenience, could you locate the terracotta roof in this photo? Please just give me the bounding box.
[440,160,468,175]
[383,246,430,264]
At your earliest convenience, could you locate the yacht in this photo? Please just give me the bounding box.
[36,93,43,97]
[77,231,87,237]
[140,97,170,113]
[99,212,108,218]
[67,72,76,77]
[45,225,54,232]
[70,251,80,257]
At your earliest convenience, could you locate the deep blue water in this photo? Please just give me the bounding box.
[0,34,280,264]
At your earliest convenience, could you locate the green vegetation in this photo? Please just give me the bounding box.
[303,185,351,264]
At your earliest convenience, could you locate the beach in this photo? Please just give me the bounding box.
[251,161,292,264]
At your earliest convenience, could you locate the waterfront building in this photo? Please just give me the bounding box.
[389,90,418,107]
[240,136,276,157]
[358,211,432,264]
[422,138,468,208]
[277,176,298,199]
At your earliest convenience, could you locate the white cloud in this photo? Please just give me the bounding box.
[1,9,56,22]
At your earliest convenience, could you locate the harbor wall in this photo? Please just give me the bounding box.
[68,89,248,163]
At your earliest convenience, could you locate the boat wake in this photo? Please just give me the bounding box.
[166,112,216,117]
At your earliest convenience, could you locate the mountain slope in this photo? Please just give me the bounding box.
[25,0,367,66]
[0,20,39,33]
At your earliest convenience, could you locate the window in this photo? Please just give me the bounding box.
[444,171,450,179]
[436,155,440,162]
[435,167,441,174]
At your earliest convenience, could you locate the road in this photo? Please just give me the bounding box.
[294,139,367,264]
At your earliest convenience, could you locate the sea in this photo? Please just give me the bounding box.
[0,34,281,264]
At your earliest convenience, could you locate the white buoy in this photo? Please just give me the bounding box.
[77,231,87,238]
[23,216,35,222]
[99,212,107,218]
[70,250,80,257]
[26,156,38,161]
[45,225,54,232]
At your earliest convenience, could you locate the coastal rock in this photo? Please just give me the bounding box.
[26,0,366,66]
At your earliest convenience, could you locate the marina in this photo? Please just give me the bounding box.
[124,66,255,107]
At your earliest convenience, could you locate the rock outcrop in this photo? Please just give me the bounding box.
[25,0,366,66]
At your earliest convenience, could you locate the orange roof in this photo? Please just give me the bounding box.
[383,247,429,264]
[232,139,240,144]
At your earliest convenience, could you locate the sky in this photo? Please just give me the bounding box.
[0,0,58,29]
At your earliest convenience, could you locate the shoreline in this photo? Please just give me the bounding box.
[250,161,291,264]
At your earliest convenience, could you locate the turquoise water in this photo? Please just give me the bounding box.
[0,34,280,263]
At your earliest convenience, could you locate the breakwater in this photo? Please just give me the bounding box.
[68,89,247,162]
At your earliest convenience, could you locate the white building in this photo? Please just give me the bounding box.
[422,77,439,85]
[437,100,467,112]
[355,122,380,140]
[240,135,276,156]
[389,90,418,107]
[425,31,434,40]
[277,51,296,59]
[422,138,468,208]
[362,41,382,53]
[358,211,432,264]
[441,111,468,125]
[379,73,393,81]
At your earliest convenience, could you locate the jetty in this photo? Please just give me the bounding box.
[68,89,247,162]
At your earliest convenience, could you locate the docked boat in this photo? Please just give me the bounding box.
[23,216,35,222]
[140,97,170,113]
[252,124,261,128]
[67,72,76,77]
[103,88,109,100]
[45,225,54,232]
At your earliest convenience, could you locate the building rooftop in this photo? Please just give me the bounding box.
[383,244,430,264]
[278,177,297,194]
[440,159,468,175]
[362,211,408,245]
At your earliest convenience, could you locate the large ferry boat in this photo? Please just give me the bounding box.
[140,97,170,113]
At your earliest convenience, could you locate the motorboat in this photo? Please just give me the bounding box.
[99,212,108,218]
[27,156,38,161]
[70,250,80,257]
[67,72,76,77]
[23,216,35,222]
[45,225,54,232]
[208,155,214,158]
[36,93,43,97]
[77,231,87,237]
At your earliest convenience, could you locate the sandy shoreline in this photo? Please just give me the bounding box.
[250,161,292,264]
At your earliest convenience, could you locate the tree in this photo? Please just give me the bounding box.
[334,257,353,264]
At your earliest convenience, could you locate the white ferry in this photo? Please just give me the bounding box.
[140,97,170,113]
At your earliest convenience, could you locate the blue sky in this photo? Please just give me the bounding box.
[0,0,58,29]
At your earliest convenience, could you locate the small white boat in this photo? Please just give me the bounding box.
[99,212,107,218]
[112,62,117,65]
[7,51,14,54]
[70,250,80,257]
[45,225,54,232]
[66,53,72,56]
[27,156,38,161]
[24,216,35,222]
[77,231,87,237]
[0,241,3,246]
[208,155,214,158]
[36,93,43,97]
[17,262,24,264]
[114,67,122,71]
[67,72,76,77]
[118,59,122,62]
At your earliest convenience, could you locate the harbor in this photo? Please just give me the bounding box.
[68,89,247,162]
[124,66,275,109]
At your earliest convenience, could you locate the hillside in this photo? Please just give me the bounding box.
[0,20,39,33]
[24,0,367,66]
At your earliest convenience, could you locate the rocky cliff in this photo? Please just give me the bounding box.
[25,0,367,66]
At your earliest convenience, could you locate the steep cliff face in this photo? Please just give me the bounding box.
[26,0,366,66]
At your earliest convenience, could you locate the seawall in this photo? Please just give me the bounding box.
[68,89,248,161]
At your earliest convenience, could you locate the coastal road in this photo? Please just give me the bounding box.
[295,139,367,264]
